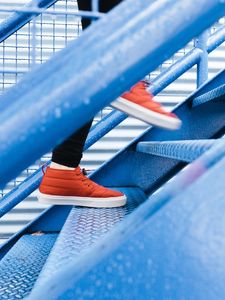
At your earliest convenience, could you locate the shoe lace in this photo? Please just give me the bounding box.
[78,168,97,189]
[82,168,88,176]
[141,79,150,88]
[41,163,48,175]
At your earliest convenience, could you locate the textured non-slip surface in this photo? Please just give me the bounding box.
[29,149,225,300]
[0,233,57,299]
[137,139,216,162]
[34,187,146,287]
[193,83,225,107]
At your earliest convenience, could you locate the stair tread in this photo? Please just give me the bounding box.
[192,83,225,107]
[136,139,215,162]
[0,233,57,299]
[32,187,146,288]
[28,139,225,300]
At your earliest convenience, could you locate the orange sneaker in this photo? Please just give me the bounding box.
[111,81,181,130]
[38,167,127,208]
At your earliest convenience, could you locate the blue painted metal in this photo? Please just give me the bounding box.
[0,48,198,220]
[192,83,225,107]
[0,4,225,296]
[207,24,225,53]
[136,139,216,162]
[1,21,225,219]
[32,187,146,289]
[92,0,99,12]
[0,168,44,218]
[0,0,225,188]
[0,205,71,260]
[0,49,221,221]
[149,48,202,95]
[90,69,225,194]
[1,20,224,114]
[0,234,57,299]
[0,49,207,218]
[149,24,225,95]
[192,68,225,98]
[0,6,103,19]
[196,30,209,87]
[0,1,143,113]
[1,29,225,256]
[27,123,225,300]
[0,0,58,44]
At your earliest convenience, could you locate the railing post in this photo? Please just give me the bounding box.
[196,30,209,87]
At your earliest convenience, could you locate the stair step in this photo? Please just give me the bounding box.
[192,84,225,107]
[0,233,57,299]
[28,140,225,300]
[136,139,215,162]
[32,187,146,289]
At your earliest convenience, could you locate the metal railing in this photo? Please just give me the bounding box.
[0,0,225,236]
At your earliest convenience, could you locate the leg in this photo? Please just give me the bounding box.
[39,0,127,208]
[52,121,92,168]
[39,0,181,207]
[51,0,123,168]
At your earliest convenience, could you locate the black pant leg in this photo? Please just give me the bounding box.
[52,0,123,167]
[52,121,93,167]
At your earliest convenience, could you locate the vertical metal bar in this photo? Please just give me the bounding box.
[196,30,209,87]
[92,0,99,13]
[31,18,37,68]
[91,0,99,26]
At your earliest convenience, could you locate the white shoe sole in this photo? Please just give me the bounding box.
[111,97,181,130]
[38,192,127,208]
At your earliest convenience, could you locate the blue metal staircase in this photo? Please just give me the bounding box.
[0,234,57,299]
[0,0,225,299]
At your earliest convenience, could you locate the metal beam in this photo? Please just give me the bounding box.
[0,0,58,44]
[1,0,225,187]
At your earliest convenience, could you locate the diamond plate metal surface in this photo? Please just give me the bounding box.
[137,139,215,163]
[193,83,225,107]
[0,233,57,299]
[34,187,146,287]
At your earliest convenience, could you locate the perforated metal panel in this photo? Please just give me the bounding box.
[0,1,225,242]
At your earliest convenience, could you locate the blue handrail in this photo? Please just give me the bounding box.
[0,0,58,43]
[0,0,225,189]
[1,8,225,217]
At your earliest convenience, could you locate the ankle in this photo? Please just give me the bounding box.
[50,162,76,171]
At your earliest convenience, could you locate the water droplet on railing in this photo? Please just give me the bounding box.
[54,108,61,118]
